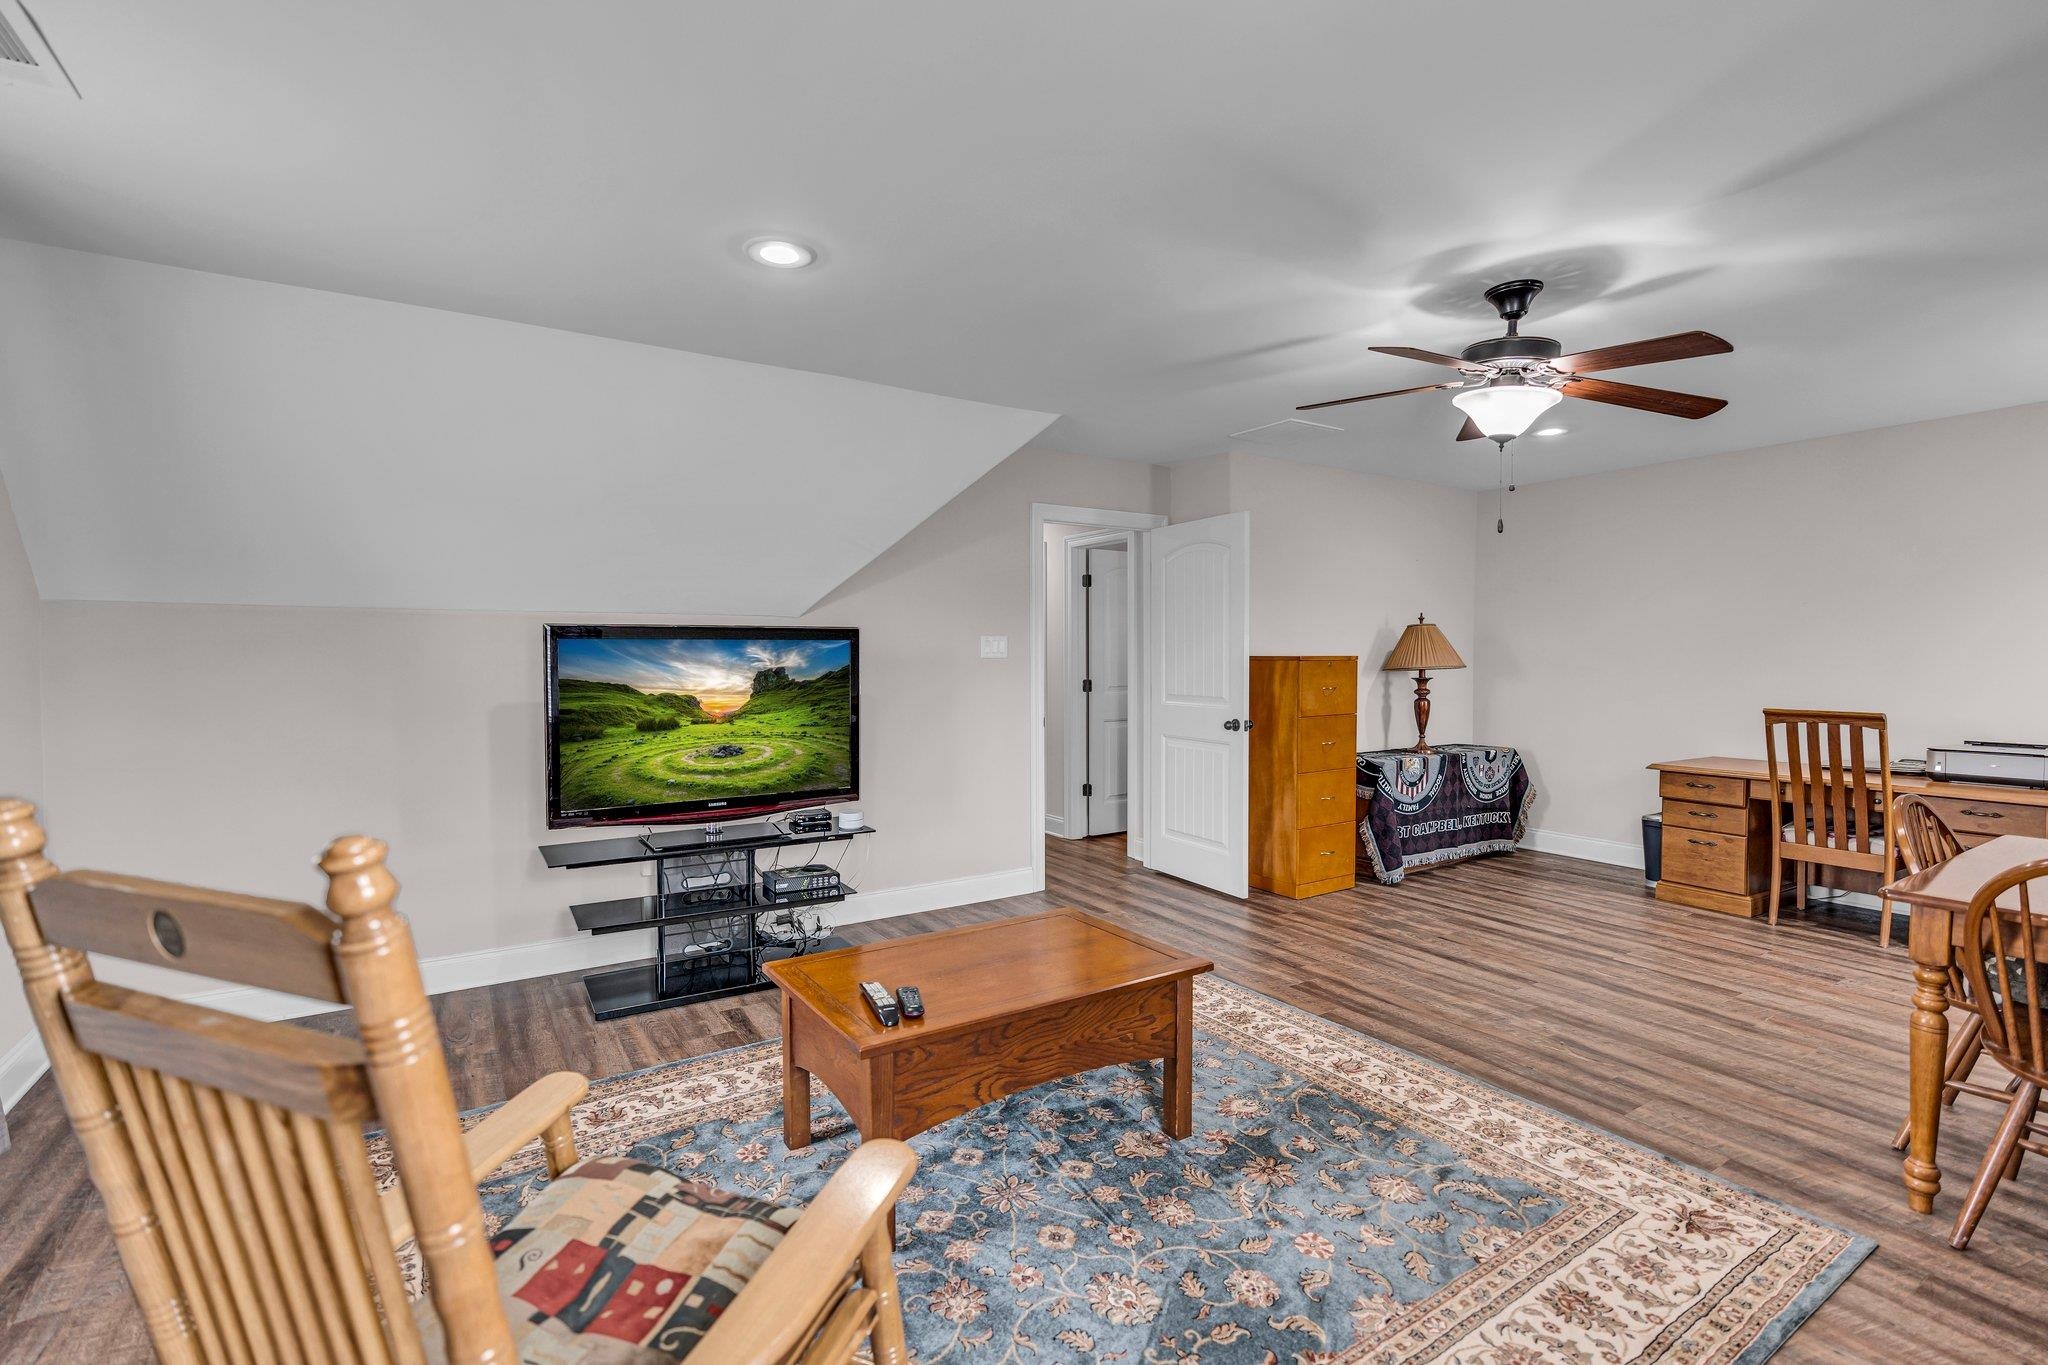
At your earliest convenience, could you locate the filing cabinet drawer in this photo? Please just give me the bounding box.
[1296,715,1355,773]
[1659,771,1747,807]
[1296,822,1356,877]
[1662,797,1749,836]
[1297,658,1357,717]
[1662,827,1749,895]
[1296,767,1356,825]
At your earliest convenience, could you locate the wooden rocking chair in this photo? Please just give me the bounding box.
[0,800,914,1364]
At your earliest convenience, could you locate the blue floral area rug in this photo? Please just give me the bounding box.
[383,978,1871,1363]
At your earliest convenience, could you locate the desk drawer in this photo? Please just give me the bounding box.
[1297,658,1357,716]
[1920,796,2048,841]
[1663,797,1749,836]
[1662,827,1749,895]
[1660,771,1747,807]
[1296,715,1354,773]
[1297,767,1355,824]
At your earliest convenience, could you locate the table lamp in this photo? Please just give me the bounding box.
[1382,614,1465,754]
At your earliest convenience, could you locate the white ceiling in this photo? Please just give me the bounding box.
[0,238,1053,614]
[3,2,2048,488]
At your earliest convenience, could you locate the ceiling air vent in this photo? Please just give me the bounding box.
[1228,418,1344,447]
[0,2,78,96]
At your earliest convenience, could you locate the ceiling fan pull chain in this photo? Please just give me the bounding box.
[1496,448,1506,534]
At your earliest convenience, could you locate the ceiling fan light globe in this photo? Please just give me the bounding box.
[1450,384,1562,440]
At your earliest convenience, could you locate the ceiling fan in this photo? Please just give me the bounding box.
[1298,279,1731,447]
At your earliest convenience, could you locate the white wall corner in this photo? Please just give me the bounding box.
[1519,828,1646,871]
[2,1031,49,1113]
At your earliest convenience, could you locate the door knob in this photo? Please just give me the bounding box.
[1223,719,1242,731]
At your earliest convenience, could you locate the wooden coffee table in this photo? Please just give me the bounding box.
[762,909,1212,1150]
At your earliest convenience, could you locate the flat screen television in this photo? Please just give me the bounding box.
[545,624,858,828]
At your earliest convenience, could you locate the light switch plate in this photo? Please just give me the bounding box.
[979,635,1009,659]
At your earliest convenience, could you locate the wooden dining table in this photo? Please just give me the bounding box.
[1883,833,2048,1213]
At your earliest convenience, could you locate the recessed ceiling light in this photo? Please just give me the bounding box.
[1534,426,1568,437]
[744,237,816,269]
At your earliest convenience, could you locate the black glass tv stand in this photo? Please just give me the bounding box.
[539,818,873,1020]
[640,820,780,853]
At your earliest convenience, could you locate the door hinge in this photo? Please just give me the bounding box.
[1081,572,1092,587]
[1082,782,1093,796]
[1082,678,1093,693]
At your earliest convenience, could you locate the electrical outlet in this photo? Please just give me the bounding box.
[980,635,1009,659]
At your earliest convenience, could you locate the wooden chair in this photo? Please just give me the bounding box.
[1949,858,2048,1249]
[1889,795,1974,1151]
[0,799,914,1364]
[1763,709,1899,944]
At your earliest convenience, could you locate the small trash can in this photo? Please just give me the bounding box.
[1641,812,1662,890]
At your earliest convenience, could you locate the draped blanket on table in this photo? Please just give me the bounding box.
[1357,744,1534,885]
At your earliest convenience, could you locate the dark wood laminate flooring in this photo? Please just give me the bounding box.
[3,837,2045,1361]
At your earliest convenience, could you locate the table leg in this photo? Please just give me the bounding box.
[1162,977,1194,1140]
[1904,909,1951,1214]
[781,993,813,1151]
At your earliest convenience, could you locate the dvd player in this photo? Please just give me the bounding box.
[1926,741,2048,789]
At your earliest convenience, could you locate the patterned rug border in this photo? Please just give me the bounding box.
[418,974,1875,1362]
[1196,977,1877,1365]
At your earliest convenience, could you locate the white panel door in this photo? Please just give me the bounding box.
[1085,546,1130,836]
[1143,512,1250,896]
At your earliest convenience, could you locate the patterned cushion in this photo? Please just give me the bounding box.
[416,1157,798,1363]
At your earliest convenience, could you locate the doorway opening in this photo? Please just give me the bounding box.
[1028,504,1166,894]
[1049,528,1135,841]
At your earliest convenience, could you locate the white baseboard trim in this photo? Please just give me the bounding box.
[1044,814,1065,835]
[835,866,1036,924]
[1520,828,1645,870]
[0,864,1040,1110]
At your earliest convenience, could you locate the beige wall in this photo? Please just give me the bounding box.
[0,473,40,1095]
[1169,450,1479,751]
[32,447,1161,992]
[1472,401,2048,856]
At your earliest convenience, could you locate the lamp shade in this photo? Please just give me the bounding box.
[1451,382,1562,440]
[1382,616,1465,672]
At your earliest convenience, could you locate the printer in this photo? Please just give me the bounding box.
[1926,741,2048,789]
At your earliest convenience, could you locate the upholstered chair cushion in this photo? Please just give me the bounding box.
[417,1157,798,1363]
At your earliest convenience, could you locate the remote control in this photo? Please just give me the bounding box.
[896,985,924,1019]
[859,980,899,1027]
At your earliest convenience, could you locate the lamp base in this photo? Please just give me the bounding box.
[1409,669,1433,753]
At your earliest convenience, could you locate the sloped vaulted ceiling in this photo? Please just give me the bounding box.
[0,239,1056,616]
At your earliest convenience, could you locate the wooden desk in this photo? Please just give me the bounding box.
[1648,756,2048,917]
[1884,836,2048,1214]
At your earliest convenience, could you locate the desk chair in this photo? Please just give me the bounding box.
[1890,795,1974,1152]
[1950,859,2048,1249]
[0,800,914,1365]
[1763,709,1899,943]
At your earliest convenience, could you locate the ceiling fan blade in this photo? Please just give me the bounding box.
[1368,345,1474,369]
[1562,375,1727,419]
[1456,416,1484,441]
[1551,331,1732,374]
[1297,381,1457,413]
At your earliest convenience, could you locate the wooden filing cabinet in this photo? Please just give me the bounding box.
[1250,655,1358,898]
